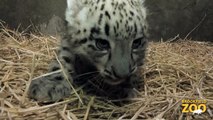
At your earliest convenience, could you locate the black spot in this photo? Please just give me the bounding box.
[88,45,98,51]
[130,26,133,32]
[95,6,98,10]
[118,6,121,10]
[105,23,110,36]
[77,30,81,34]
[51,66,60,71]
[137,16,141,20]
[115,2,118,9]
[120,13,123,18]
[131,52,134,61]
[55,76,63,80]
[105,11,111,19]
[98,14,103,24]
[68,69,73,74]
[63,56,71,63]
[62,46,70,51]
[144,25,147,30]
[125,23,128,28]
[130,11,134,16]
[79,38,87,44]
[116,21,119,28]
[84,29,87,32]
[97,0,100,3]
[73,40,79,45]
[113,26,117,33]
[116,33,119,37]
[127,26,130,32]
[100,4,105,10]
[91,27,100,34]
[134,23,137,33]
[113,11,116,15]
[64,20,68,26]
[129,17,133,21]
[108,52,111,61]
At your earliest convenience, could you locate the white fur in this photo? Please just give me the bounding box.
[65,0,147,36]
[65,0,84,26]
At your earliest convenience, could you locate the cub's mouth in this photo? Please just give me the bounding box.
[103,77,127,85]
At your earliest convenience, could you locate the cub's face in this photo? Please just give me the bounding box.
[65,0,147,85]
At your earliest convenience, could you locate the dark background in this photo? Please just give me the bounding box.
[0,0,212,41]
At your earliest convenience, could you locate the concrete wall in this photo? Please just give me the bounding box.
[0,0,66,35]
[145,0,213,41]
[0,0,212,41]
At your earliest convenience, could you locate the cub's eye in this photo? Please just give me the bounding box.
[132,37,143,49]
[95,38,110,50]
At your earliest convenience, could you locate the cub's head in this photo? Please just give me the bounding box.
[65,0,148,85]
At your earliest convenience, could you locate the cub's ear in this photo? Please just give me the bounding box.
[65,0,84,25]
[66,0,83,14]
[140,0,147,19]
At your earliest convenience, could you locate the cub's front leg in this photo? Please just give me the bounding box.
[28,71,72,102]
[28,39,75,102]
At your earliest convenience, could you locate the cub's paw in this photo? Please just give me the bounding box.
[28,76,71,102]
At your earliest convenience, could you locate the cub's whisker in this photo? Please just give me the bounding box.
[72,71,100,79]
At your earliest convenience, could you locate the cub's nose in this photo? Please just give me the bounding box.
[111,66,132,79]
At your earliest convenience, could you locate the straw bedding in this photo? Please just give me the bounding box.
[0,27,212,120]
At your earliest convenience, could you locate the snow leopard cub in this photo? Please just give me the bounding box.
[28,0,148,102]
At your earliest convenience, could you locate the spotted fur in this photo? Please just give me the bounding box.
[28,0,148,102]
